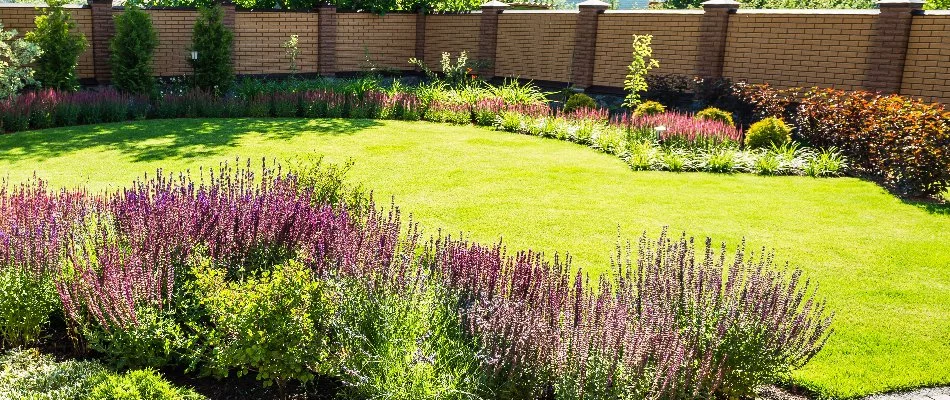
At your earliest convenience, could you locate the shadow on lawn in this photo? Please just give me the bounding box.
[0,118,382,163]
[905,200,950,216]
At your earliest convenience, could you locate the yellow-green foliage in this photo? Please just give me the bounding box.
[633,101,666,117]
[696,107,735,127]
[745,117,792,149]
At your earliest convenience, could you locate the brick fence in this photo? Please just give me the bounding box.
[0,0,948,103]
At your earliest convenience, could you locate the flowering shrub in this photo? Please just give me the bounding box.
[433,229,832,399]
[615,111,743,148]
[0,82,853,182]
[0,161,832,398]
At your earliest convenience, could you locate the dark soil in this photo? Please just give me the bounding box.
[160,369,342,400]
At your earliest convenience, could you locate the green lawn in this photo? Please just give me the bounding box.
[1,118,948,398]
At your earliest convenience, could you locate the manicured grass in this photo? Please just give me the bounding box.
[0,118,948,398]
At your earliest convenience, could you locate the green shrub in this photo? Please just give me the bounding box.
[193,258,336,387]
[409,51,481,89]
[0,24,41,99]
[696,107,735,127]
[633,100,666,117]
[110,7,158,95]
[82,307,185,370]
[563,93,596,114]
[88,369,204,400]
[25,0,87,91]
[0,269,58,348]
[0,349,204,400]
[190,5,234,94]
[334,276,479,400]
[745,117,791,149]
[287,155,369,216]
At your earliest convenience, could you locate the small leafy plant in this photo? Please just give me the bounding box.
[282,34,300,74]
[805,147,847,177]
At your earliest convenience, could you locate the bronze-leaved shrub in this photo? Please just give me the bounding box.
[742,85,950,198]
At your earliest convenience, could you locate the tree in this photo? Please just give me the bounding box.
[190,5,234,94]
[110,7,158,95]
[925,0,949,9]
[0,24,42,99]
[25,0,87,91]
[622,34,659,109]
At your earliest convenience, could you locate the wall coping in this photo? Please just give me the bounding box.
[603,9,704,13]
[500,9,579,13]
[0,2,87,8]
[734,8,879,14]
[0,2,932,15]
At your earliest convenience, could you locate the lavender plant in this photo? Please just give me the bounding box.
[432,229,833,400]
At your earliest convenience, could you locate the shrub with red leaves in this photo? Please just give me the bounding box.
[741,85,950,198]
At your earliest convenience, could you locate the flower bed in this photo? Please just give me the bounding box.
[0,160,833,399]
[0,80,848,178]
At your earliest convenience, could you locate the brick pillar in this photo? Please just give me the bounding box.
[221,1,237,65]
[571,0,609,89]
[696,0,739,80]
[478,1,508,78]
[89,0,115,84]
[317,4,338,76]
[415,10,426,69]
[864,0,924,93]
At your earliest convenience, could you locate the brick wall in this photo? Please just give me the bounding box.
[496,11,576,83]
[335,12,416,72]
[148,9,199,77]
[723,11,877,91]
[0,5,94,79]
[234,12,318,75]
[0,3,947,103]
[901,12,950,104]
[593,11,703,87]
[424,14,480,71]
